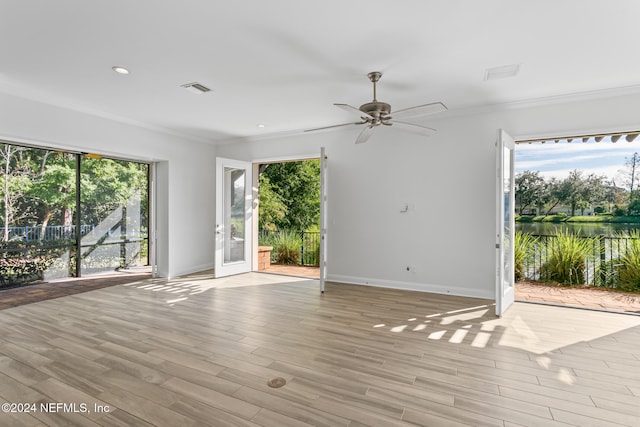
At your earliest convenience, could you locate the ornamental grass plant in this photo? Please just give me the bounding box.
[617,230,640,292]
[271,230,303,265]
[539,228,595,286]
[514,231,538,282]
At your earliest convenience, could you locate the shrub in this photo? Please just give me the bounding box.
[594,258,621,288]
[613,205,626,216]
[617,231,640,292]
[550,212,568,222]
[0,256,54,287]
[271,230,303,265]
[515,215,534,223]
[514,231,538,282]
[540,229,594,285]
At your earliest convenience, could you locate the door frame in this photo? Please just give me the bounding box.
[251,152,325,290]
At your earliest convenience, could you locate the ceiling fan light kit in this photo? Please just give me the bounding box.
[306,71,447,144]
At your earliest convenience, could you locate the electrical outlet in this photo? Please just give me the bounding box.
[406,266,416,273]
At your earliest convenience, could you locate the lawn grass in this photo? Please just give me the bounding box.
[516,215,640,223]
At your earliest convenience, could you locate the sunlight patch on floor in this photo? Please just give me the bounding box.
[484,303,640,354]
[123,271,314,305]
[471,331,491,348]
[440,309,489,325]
[369,299,640,357]
[448,329,468,343]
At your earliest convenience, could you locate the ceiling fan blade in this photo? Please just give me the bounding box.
[305,122,363,132]
[335,103,374,120]
[355,125,376,144]
[391,121,437,136]
[388,102,447,120]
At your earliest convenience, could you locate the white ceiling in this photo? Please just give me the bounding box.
[2,0,640,144]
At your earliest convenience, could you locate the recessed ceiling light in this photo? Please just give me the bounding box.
[484,64,520,81]
[112,66,130,75]
[257,124,266,128]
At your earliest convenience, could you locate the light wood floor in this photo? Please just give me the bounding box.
[1,272,639,427]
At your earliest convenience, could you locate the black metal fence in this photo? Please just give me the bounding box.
[259,230,320,266]
[1,222,149,288]
[300,231,320,266]
[520,233,637,286]
[1,225,95,242]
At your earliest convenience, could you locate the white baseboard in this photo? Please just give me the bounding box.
[325,274,494,300]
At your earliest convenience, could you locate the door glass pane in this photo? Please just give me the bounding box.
[503,146,513,290]
[224,167,245,264]
[80,157,149,275]
[0,144,75,285]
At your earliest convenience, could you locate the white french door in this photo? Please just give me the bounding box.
[215,158,253,278]
[319,147,328,293]
[496,129,515,316]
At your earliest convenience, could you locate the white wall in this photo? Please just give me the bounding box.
[0,93,217,278]
[216,91,640,299]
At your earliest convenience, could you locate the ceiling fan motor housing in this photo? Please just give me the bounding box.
[359,101,391,124]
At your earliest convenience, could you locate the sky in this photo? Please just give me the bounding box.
[515,136,640,185]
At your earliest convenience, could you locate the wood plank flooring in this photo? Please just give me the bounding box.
[0,272,639,426]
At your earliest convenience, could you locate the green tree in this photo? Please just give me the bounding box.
[0,144,32,240]
[258,175,287,232]
[259,160,320,231]
[580,173,607,215]
[620,152,640,206]
[543,178,564,216]
[3,143,148,238]
[28,153,77,239]
[560,170,586,216]
[515,171,546,215]
[80,158,148,226]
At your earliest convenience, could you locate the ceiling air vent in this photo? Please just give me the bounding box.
[181,82,211,94]
[484,64,520,81]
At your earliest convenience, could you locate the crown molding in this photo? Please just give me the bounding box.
[443,84,640,120]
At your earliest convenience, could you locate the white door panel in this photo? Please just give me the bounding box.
[320,147,328,293]
[215,158,253,278]
[496,129,515,316]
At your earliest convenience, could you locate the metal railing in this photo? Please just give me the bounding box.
[519,233,637,287]
[1,225,95,242]
[301,231,320,266]
[259,230,320,266]
[1,221,149,287]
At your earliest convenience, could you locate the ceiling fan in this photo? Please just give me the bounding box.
[306,71,447,144]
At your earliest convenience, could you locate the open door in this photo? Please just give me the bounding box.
[496,129,515,316]
[320,147,328,293]
[215,158,253,278]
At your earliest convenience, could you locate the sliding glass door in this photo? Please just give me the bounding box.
[79,156,149,275]
[0,140,149,288]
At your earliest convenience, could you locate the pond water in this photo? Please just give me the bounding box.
[516,221,640,236]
